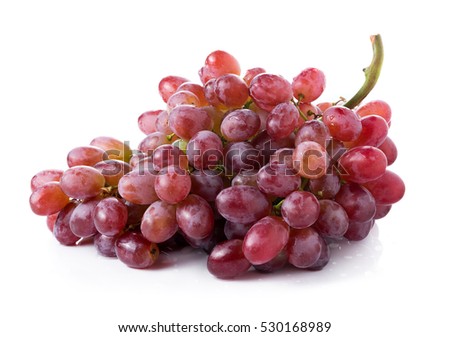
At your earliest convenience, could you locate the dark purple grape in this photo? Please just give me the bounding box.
[207,239,251,279]
[251,130,295,166]
[313,200,349,239]
[287,227,322,268]
[94,233,117,257]
[256,162,301,197]
[344,219,375,241]
[176,194,214,240]
[53,202,80,246]
[308,171,341,199]
[115,232,159,269]
[334,183,376,222]
[281,191,320,229]
[231,170,258,187]
[374,204,392,220]
[93,197,128,237]
[190,170,224,203]
[307,235,330,271]
[224,221,253,240]
[151,144,188,171]
[215,185,271,224]
[69,197,101,238]
[224,142,261,176]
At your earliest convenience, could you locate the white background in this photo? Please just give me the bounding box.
[1,0,448,336]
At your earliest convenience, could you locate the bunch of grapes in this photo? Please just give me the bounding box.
[29,35,405,278]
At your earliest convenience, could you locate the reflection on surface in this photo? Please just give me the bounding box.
[153,223,383,283]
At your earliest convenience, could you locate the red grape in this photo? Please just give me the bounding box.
[256,162,301,197]
[29,181,70,216]
[94,159,131,186]
[152,144,188,171]
[199,50,241,84]
[295,119,330,148]
[313,199,349,239]
[231,170,258,187]
[344,219,375,241]
[220,108,260,142]
[166,90,200,111]
[154,165,191,204]
[346,115,389,148]
[60,165,105,200]
[356,99,392,124]
[30,169,64,192]
[363,170,405,205]
[224,221,253,240]
[243,67,265,86]
[281,191,320,229]
[190,170,224,203]
[69,197,101,238]
[216,185,271,224]
[308,170,341,199]
[338,146,387,183]
[287,227,322,268]
[224,141,260,175]
[94,233,117,257]
[118,170,158,205]
[292,67,326,103]
[67,146,106,167]
[115,232,159,269]
[90,136,131,162]
[266,102,299,140]
[93,197,128,237]
[176,194,214,240]
[214,74,249,109]
[293,141,328,179]
[374,204,392,219]
[249,73,293,112]
[334,183,376,222]
[176,82,209,106]
[207,239,250,279]
[141,200,178,243]
[138,131,170,155]
[378,136,398,165]
[186,130,223,170]
[138,110,164,135]
[242,216,290,265]
[253,250,288,273]
[306,235,330,271]
[322,106,362,142]
[169,105,213,140]
[154,110,172,135]
[53,202,80,246]
[158,75,189,103]
[46,213,58,232]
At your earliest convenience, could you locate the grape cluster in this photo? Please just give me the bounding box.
[29,45,405,278]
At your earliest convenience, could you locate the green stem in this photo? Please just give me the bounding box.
[300,178,309,191]
[291,97,309,121]
[344,34,384,109]
[273,198,284,215]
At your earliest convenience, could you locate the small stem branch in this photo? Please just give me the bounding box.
[344,34,384,109]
